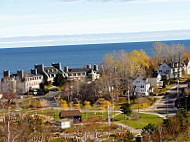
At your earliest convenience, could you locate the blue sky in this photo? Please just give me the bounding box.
[0,0,190,47]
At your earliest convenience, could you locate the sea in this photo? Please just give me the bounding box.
[0,39,190,80]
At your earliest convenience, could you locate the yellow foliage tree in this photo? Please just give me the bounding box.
[84,101,92,109]
[74,104,81,110]
[103,100,112,110]
[60,99,69,110]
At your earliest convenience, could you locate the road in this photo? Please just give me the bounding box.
[138,80,189,118]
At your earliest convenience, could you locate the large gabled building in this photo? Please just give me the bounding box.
[1,70,43,94]
[33,63,67,84]
[64,64,100,81]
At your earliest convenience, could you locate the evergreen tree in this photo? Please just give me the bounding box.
[120,103,132,119]
[53,73,66,87]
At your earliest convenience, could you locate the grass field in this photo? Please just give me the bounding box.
[114,113,163,129]
[28,109,117,121]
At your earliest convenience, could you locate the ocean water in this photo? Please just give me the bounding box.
[0,39,190,80]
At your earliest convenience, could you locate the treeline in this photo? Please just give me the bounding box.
[60,42,190,106]
[101,41,189,80]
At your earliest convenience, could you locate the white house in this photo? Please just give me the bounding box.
[157,62,171,77]
[157,62,183,79]
[132,77,150,96]
[183,60,190,75]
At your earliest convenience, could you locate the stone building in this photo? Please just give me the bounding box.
[33,63,67,84]
[1,70,43,94]
[64,64,100,81]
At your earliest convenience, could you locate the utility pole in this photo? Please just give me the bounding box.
[7,111,10,142]
[128,84,130,104]
[107,105,111,126]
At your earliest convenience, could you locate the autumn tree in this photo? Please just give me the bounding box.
[101,49,150,103]
[152,42,187,78]
[141,123,156,142]
[60,99,69,110]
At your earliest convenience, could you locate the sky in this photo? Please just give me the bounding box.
[0,0,190,48]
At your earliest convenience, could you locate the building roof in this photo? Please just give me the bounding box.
[59,110,82,118]
[44,66,61,74]
[68,68,91,73]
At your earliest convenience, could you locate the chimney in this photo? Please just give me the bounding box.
[86,64,91,69]
[94,64,98,71]
[17,70,24,79]
[31,69,37,75]
[64,66,69,72]
[4,70,10,77]
[52,63,62,70]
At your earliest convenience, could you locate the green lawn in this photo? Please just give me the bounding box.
[28,109,117,122]
[114,113,163,129]
[82,111,116,121]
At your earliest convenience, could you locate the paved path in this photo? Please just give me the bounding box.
[135,80,189,118]
[112,122,141,134]
[38,114,54,122]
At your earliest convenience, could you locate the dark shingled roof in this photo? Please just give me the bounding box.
[59,110,82,118]
[44,66,61,74]
[68,68,91,73]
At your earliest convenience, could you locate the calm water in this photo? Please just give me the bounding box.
[1,39,190,79]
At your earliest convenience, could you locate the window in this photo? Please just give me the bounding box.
[141,85,144,88]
